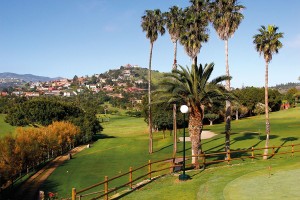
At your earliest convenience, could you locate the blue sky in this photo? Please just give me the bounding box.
[0,0,299,88]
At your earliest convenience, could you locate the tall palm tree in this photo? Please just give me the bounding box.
[179,0,210,66]
[164,6,184,155]
[253,25,283,159]
[141,9,165,154]
[156,63,231,168]
[211,0,245,153]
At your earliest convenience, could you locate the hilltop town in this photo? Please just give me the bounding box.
[0,64,163,100]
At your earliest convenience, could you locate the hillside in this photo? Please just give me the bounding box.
[0,72,63,88]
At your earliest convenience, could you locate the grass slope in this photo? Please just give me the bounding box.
[40,115,177,197]
[0,114,15,137]
[41,107,300,199]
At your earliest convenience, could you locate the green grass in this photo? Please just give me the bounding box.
[40,107,300,199]
[0,114,15,137]
[124,156,300,200]
[40,115,176,197]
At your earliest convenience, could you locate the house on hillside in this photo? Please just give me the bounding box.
[24,92,40,97]
[1,92,8,96]
[124,87,145,93]
[103,85,114,92]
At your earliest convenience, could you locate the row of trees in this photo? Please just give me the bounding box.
[141,0,244,157]
[0,121,80,187]
[141,0,284,163]
[4,97,103,142]
[141,0,245,155]
[147,86,284,132]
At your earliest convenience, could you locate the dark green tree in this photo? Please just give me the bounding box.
[155,63,231,167]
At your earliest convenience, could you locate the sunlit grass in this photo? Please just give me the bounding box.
[40,107,300,199]
[0,114,15,137]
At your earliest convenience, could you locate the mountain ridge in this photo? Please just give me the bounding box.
[0,72,64,82]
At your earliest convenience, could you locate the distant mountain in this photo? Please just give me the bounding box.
[0,72,64,82]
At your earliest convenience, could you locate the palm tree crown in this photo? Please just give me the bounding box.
[211,0,245,40]
[164,6,184,44]
[179,0,210,65]
[141,9,165,44]
[253,25,283,63]
[155,63,231,167]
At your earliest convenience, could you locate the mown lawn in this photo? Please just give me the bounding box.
[41,107,300,199]
[40,115,178,198]
[124,156,300,200]
[0,114,15,137]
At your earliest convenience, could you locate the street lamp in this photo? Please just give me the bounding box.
[179,105,190,181]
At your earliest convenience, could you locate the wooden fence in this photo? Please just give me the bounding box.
[67,143,300,200]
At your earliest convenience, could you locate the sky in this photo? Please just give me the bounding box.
[0,0,299,88]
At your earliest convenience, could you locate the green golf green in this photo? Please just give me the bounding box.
[223,162,300,199]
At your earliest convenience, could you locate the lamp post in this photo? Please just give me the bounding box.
[179,105,190,181]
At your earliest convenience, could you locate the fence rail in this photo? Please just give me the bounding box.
[67,143,300,200]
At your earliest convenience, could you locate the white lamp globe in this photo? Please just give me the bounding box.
[180,105,189,114]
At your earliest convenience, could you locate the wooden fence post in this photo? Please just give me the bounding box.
[251,147,254,161]
[201,153,206,169]
[72,188,76,200]
[104,176,108,200]
[292,144,294,157]
[227,150,231,164]
[129,167,133,189]
[148,160,152,180]
[170,157,175,173]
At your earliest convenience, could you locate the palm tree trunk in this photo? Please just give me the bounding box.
[263,61,270,160]
[148,42,153,154]
[173,40,178,155]
[225,39,231,154]
[188,106,203,169]
[173,104,177,155]
[193,56,198,67]
[173,40,177,70]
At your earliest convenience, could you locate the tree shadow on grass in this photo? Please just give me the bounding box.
[204,133,280,164]
[269,136,299,158]
[153,144,173,153]
[92,133,116,141]
[39,180,60,200]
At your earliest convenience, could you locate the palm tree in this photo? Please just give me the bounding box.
[211,0,245,153]
[156,63,231,168]
[141,9,165,154]
[164,6,184,70]
[179,0,210,66]
[253,25,283,159]
[164,6,184,155]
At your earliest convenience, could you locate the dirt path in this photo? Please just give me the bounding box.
[13,145,86,200]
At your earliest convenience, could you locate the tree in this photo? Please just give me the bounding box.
[285,87,298,105]
[233,87,264,116]
[141,9,165,154]
[205,113,219,125]
[179,0,210,66]
[156,63,231,167]
[211,0,245,153]
[164,5,184,155]
[253,25,283,159]
[5,98,103,142]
